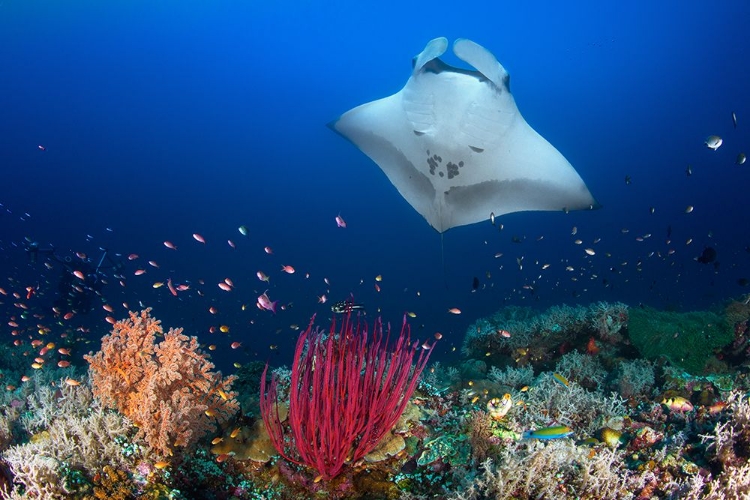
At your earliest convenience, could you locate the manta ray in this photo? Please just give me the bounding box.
[329,37,599,233]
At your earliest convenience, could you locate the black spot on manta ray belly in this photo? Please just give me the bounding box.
[425,150,466,179]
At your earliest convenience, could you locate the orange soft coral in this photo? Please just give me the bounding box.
[85,309,238,457]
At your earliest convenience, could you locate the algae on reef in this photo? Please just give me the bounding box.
[628,307,733,374]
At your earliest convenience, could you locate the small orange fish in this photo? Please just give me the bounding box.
[73,270,85,280]
[154,461,169,469]
[230,427,241,438]
[498,329,511,338]
[163,241,177,250]
[281,265,295,274]
[64,378,80,386]
[57,360,70,368]
[230,341,241,349]
[105,316,116,325]
[192,233,205,244]
[448,308,462,315]
[102,304,114,313]
[586,337,599,355]
[63,312,74,320]
[218,282,232,292]
[148,260,159,268]
[127,253,139,260]
[134,269,146,276]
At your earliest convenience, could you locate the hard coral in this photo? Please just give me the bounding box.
[84,309,239,458]
[628,307,733,374]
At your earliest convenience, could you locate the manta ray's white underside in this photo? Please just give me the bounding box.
[330,37,598,233]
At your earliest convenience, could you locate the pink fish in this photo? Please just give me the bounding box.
[256,271,270,282]
[192,233,206,244]
[167,278,178,297]
[163,241,177,250]
[257,291,278,314]
[335,213,347,228]
[227,239,236,249]
[218,282,232,292]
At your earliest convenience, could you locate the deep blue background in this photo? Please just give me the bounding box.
[1,1,749,369]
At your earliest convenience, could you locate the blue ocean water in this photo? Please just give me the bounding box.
[1,0,749,370]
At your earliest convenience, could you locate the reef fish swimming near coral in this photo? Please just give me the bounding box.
[522,425,574,440]
[330,37,598,233]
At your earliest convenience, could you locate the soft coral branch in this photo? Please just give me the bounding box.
[85,309,238,457]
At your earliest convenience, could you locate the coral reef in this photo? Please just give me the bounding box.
[628,307,733,374]
[1,383,144,499]
[461,302,629,369]
[5,298,750,499]
[84,309,239,457]
[613,359,656,400]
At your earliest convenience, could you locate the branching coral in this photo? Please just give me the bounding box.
[588,301,628,342]
[614,359,655,399]
[1,383,143,499]
[84,309,239,457]
[466,441,633,500]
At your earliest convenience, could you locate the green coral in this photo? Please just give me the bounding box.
[418,434,470,467]
[628,307,733,374]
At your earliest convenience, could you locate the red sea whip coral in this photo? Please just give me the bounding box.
[260,311,434,480]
